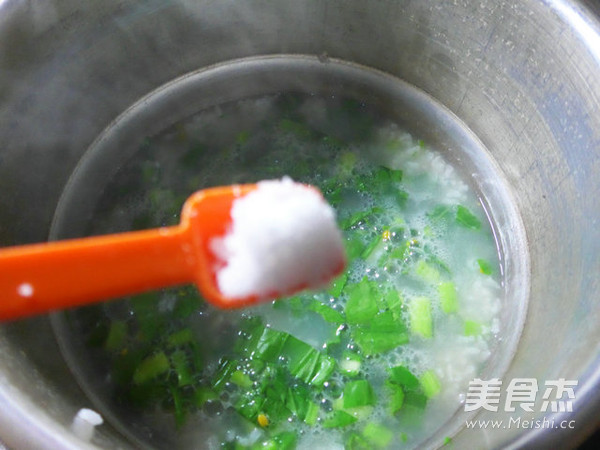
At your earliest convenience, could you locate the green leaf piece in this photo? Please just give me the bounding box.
[309,355,337,387]
[345,238,365,259]
[253,327,289,362]
[328,273,348,297]
[415,259,441,284]
[388,366,420,390]
[427,205,453,223]
[345,277,380,324]
[285,386,309,420]
[409,297,433,338]
[345,431,371,450]
[351,311,409,355]
[341,207,380,230]
[388,383,405,415]
[212,359,236,392]
[104,321,127,351]
[361,233,383,259]
[464,320,483,336]
[322,410,358,428]
[167,328,194,347]
[171,350,194,387]
[193,387,217,408]
[340,351,362,377]
[362,422,394,448]
[404,391,428,410]
[420,370,441,398]
[230,370,253,389]
[374,166,403,184]
[133,352,170,385]
[384,289,403,319]
[476,258,493,275]
[235,391,264,422]
[456,205,481,230]
[343,379,376,408]
[308,299,345,324]
[271,431,298,450]
[438,282,458,314]
[304,401,320,425]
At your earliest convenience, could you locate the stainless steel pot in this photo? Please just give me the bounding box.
[1,1,599,448]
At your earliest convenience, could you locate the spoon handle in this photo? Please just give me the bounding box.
[0,226,193,320]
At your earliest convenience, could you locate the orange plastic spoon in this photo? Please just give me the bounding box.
[0,184,285,321]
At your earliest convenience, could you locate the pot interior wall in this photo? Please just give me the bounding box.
[1,1,599,448]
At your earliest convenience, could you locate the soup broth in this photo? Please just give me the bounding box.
[54,92,504,449]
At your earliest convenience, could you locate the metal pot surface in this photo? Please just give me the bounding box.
[1,1,599,448]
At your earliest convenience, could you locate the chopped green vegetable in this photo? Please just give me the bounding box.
[362,422,394,448]
[133,352,170,385]
[344,277,380,324]
[420,370,441,398]
[345,432,371,450]
[173,292,202,319]
[394,189,409,207]
[476,258,493,275]
[341,207,380,230]
[328,273,348,297]
[167,328,194,347]
[285,386,308,420]
[388,383,405,415]
[415,259,441,284]
[409,297,433,338]
[212,359,236,392]
[427,205,453,223]
[169,384,186,428]
[456,205,481,230]
[339,151,358,177]
[308,299,345,323]
[193,387,217,407]
[345,238,365,259]
[388,366,420,390]
[309,355,337,387]
[361,233,383,259]
[304,401,320,425]
[253,327,289,362]
[404,391,428,410]
[384,289,403,319]
[374,166,403,184]
[351,311,409,355]
[234,391,264,422]
[284,340,321,384]
[464,320,482,336]
[231,370,253,389]
[104,321,127,351]
[171,350,194,387]
[130,292,165,341]
[270,431,297,450]
[343,379,376,408]
[322,410,358,428]
[438,282,458,314]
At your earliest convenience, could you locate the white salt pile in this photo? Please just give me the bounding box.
[211,177,345,300]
